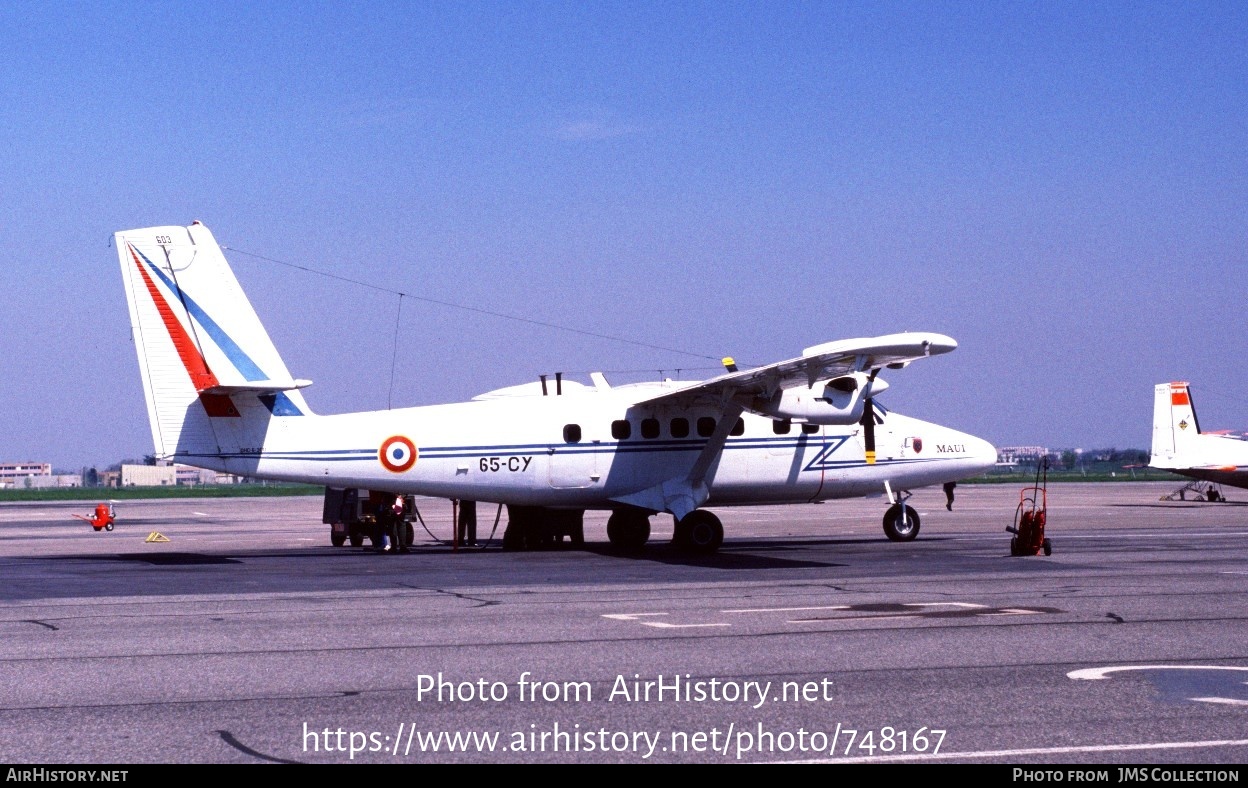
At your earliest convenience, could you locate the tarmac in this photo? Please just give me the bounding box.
[0,481,1245,765]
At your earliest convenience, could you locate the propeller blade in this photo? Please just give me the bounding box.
[861,397,876,465]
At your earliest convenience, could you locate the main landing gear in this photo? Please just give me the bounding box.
[673,510,724,554]
[606,510,651,551]
[605,509,726,555]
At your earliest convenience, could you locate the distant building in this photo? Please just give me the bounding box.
[1,460,248,490]
[119,464,177,487]
[24,474,83,489]
[174,465,243,485]
[0,462,53,489]
[107,463,243,487]
[996,446,1058,466]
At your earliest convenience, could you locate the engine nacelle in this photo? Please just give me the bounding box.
[751,373,889,425]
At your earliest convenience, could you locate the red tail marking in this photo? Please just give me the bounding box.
[128,244,219,392]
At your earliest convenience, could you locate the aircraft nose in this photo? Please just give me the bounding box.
[967,434,998,473]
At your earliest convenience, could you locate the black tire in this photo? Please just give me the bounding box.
[1042,538,1052,556]
[404,522,415,547]
[349,531,364,547]
[883,504,920,541]
[502,523,525,551]
[607,511,650,550]
[674,510,723,554]
[104,523,114,532]
[524,522,556,550]
[331,530,346,547]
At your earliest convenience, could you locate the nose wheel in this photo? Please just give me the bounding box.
[883,503,920,541]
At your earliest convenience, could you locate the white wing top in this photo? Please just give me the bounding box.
[634,332,956,424]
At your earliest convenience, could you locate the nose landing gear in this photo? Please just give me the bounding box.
[882,489,920,541]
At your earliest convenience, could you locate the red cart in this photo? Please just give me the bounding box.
[73,502,115,532]
[1008,460,1051,556]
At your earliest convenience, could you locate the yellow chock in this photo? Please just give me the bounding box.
[145,532,170,543]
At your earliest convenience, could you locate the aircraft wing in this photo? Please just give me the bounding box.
[633,332,957,410]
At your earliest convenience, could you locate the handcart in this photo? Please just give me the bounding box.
[1007,459,1051,556]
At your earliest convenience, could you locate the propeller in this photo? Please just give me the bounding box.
[860,369,880,464]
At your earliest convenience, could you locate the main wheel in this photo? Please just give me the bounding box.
[502,523,525,550]
[607,511,650,550]
[1042,538,1052,556]
[524,522,556,550]
[331,530,346,547]
[882,504,920,541]
[674,510,723,554]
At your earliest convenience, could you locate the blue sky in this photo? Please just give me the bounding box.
[3,1,1246,469]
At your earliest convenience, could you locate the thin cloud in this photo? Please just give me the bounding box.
[549,111,649,142]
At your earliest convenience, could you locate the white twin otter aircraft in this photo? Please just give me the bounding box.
[115,222,997,554]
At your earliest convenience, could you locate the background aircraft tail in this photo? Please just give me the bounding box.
[1151,381,1201,467]
[115,222,312,468]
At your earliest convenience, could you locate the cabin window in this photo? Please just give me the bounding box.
[671,417,690,438]
[611,419,631,440]
[802,423,819,434]
[773,419,792,435]
[641,418,660,439]
[731,418,745,436]
[697,416,716,437]
[563,424,582,443]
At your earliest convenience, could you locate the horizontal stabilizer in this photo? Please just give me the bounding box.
[202,379,313,395]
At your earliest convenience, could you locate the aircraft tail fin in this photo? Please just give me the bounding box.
[115,222,313,467]
[1151,381,1201,467]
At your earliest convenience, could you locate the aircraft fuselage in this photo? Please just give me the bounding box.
[177,386,996,511]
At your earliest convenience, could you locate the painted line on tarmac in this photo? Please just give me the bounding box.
[1192,697,1248,706]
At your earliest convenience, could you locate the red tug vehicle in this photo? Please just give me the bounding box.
[74,502,116,532]
[1008,458,1052,556]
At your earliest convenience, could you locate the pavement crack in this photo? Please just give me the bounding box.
[396,585,500,607]
[1106,612,1125,624]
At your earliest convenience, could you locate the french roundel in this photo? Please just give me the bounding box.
[379,435,417,473]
